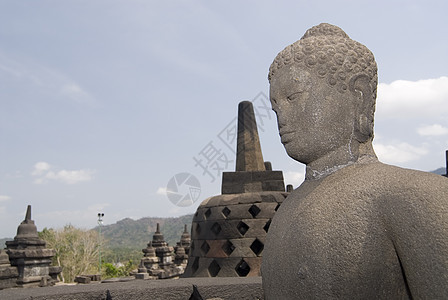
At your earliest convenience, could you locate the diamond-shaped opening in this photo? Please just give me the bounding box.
[201,241,210,255]
[221,240,235,256]
[250,238,264,256]
[237,221,249,236]
[263,220,271,233]
[222,207,231,218]
[211,222,222,236]
[235,259,250,277]
[248,204,261,218]
[208,259,221,277]
[274,203,281,211]
[191,257,199,274]
[196,223,202,235]
[204,208,212,219]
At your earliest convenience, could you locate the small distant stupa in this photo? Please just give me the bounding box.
[136,223,190,279]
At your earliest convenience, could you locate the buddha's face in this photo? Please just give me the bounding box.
[270,64,357,164]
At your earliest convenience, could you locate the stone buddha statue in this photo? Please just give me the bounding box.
[261,23,448,299]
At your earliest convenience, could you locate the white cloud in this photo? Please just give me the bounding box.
[32,161,51,176]
[283,171,305,188]
[156,187,167,195]
[417,124,448,136]
[374,142,428,164]
[0,195,11,202]
[376,76,448,119]
[32,161,95,185]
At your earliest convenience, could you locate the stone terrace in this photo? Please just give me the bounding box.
[0,276,263,300]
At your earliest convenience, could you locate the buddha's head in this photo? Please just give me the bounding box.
[269,23,378,165]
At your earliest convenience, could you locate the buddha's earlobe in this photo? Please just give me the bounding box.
[349,74,374,142]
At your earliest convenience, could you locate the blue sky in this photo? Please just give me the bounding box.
[1,0,447,238]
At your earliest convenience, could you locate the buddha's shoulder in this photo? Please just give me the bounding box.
[296,161,448,197]
[359,161,445,182]
[337,161,448,197]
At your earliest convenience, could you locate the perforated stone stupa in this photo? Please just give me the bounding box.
[183,101,289,278]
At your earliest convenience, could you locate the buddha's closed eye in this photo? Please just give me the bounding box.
[287,91,304,102]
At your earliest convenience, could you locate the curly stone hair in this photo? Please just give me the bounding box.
[268,23,378,98]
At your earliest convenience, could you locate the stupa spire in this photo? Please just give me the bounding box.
[25,205,31,221]
[236,101,266,171]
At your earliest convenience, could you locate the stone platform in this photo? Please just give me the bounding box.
[0,277,263,299]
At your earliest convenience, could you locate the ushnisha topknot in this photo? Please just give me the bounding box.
[301,22,349,39]
[268,23,378,98]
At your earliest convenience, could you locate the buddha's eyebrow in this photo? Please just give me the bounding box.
[287,85,306,94]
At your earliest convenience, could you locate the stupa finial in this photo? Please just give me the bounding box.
[236,101,266,172]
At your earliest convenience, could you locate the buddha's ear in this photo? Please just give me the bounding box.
[349,74,374,142]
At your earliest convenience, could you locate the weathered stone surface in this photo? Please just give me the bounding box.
[176,224,191,255]
[200,192,284,209]
[135,272,150,280]
[74,276,91,284]
[0,250,11,267]
[262,23,448,299]
[236,101,266,172]
[136,223,186,279]
[193,219,273,241]
[7,249,55,259]
[0,267,18,279]
[48,267,62,283]
[0,250,18,290]
[0,276,263,300]
[3,205,61,289]
[221,171,284,194]
[74,274,101,283]
[196,203,277,221]
[0,276,17,290]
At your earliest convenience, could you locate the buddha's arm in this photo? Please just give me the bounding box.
[384,178,448,298]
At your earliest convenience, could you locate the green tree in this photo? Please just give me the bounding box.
[102,260,137,279]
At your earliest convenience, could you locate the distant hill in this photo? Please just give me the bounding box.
[98,214,194,249]
[430,167,446,176]
[95,214,194,263]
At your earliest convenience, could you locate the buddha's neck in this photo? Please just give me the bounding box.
[305,140,377,181]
